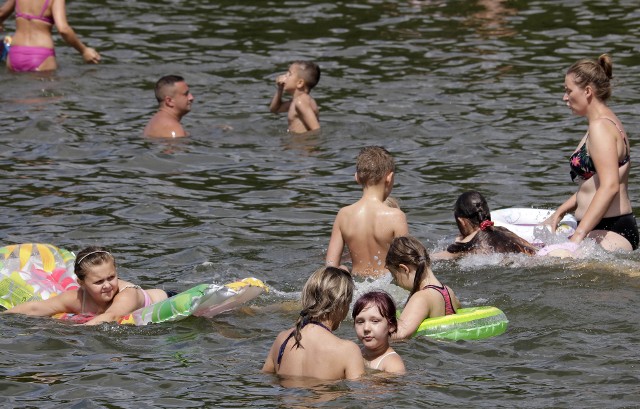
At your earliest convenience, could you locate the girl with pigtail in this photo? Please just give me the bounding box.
[262,266,364,381]
[385,236,461,340]
[434,191,537,260]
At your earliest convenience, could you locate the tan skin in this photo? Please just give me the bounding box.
[143,80,194,138]
[326,172,409,277]
[269,63,320,134]
[0,0,100,71]
[389,263,461,340]
[262,314,365,381]
[543,73,633,251]
[2,260,167,325]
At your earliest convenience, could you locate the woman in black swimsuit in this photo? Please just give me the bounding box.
[544,54,638,251]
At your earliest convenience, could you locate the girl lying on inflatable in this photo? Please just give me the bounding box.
[3,246,171,325]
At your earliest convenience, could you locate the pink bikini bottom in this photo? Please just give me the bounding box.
[8,45,55,72]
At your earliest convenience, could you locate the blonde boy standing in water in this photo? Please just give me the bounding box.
[326,146,409,277]
[269,61,320,134]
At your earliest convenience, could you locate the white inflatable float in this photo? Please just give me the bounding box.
[490,208,577,244]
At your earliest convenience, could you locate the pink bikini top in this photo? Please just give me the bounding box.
[15,0,54,25]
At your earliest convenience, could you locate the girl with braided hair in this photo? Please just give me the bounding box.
[434,191,537,260]
[262,266,364,381]
[385,236,461,340]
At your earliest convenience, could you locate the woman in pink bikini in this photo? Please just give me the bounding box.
[3,246,169,325]
[0,0,100,71]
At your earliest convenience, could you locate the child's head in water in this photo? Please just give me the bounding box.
[282,61,321,94]
[385,236,431,298]
[355,146,395,188]
[352,291,405,374]
[453,191,492,236]
[352,291,398,349]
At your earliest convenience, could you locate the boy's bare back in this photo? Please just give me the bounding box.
[326,146,408,277]
[327,198,408,276]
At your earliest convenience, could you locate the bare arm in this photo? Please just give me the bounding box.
[448,287,462,310]
[392,210,409,237]
[0,0,15,28]
[52,0,100,63]
[343,342,365,379]
[3,290,77,317]
[261,338,278,373]
[294,96,320,131]
[325,213,345,267]
[392,293,429,340]
[544,192,577,233]
[381,353,406,375]
[570,122,622,243]
[83,287,138,325]
[269,76,290,113]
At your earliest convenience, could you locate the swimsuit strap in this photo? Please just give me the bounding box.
[422,284,456,315]
[598,117,630,162]
[372,351,398,370]
[38,0,52,18]
[276,320,331,368]
[120,284,152,307]
[81,288,85,314]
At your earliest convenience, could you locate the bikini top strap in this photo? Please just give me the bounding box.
[373,351,398,370]
[81,287,86,314]
[39,0,52,18]
[276,320,331,368]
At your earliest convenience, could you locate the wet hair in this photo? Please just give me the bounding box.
[385,236,431,299]
[449,191,537,255]
[453,191,491,228]
[154,75,185,103]
[356,146,395,186]
[291,266,355,349]
[384,196,400,209]
[292,60,321,90]
[566,54,613,102]
[352,291,398,335]
[74,246,116,281]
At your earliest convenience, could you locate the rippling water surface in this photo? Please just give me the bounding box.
[1,1,640,407]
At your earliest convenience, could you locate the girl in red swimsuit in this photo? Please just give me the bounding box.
[385,236,462,340]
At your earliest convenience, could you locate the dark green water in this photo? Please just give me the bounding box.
[1,0,639,407]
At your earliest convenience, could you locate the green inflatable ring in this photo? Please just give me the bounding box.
[413,306,508,341]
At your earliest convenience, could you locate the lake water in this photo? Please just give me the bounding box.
[1,0,640,407]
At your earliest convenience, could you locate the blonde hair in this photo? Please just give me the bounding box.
[356,146,395,186]
[291,266,354,348]
[567,54,613,102]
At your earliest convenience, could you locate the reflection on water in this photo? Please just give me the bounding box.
[1,0,640,407]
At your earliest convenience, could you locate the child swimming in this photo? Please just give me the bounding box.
[352,291,405,374]
[385,236,461,340]
[3,246,169,325]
